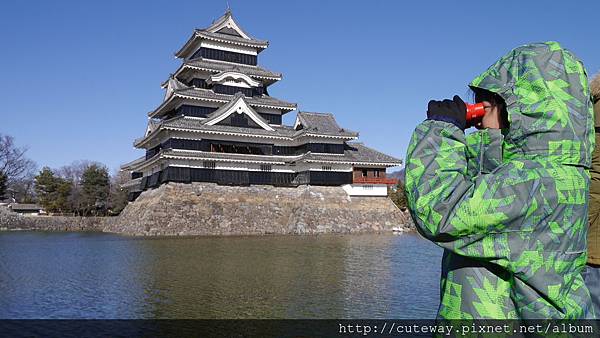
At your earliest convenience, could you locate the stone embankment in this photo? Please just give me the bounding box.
[2,183,415,236]
[107,183,414,236]
[0,207,103,232]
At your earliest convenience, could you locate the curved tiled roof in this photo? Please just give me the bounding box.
[182,58,282,80]
[175,11,269,58]
[124,141,401,172]
[296,112,357,136]
[195,31,268,48]
[162,116,297,138]
[174,87,297,110]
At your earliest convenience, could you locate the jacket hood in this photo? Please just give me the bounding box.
[469,42,594,167]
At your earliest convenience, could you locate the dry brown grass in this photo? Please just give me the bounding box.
[591,72,600,98]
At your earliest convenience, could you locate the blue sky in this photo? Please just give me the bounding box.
[1,0,599,174]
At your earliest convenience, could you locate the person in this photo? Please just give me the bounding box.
[585,72,600,316]
[405,41,595,319]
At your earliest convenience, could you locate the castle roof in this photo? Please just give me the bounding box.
[123,142,400,172]
[175,11,269,58]
[160,116,356,138]
[295,112,351,135]
[134,112,359,148]
[179,58,282,81]
[177,87,295,110]
[150,84,297,118]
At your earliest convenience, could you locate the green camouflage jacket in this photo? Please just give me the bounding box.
[405,42,595,319]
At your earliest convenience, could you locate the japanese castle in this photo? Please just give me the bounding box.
[122,10,401,201]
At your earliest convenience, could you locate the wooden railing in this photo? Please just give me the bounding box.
[353,177,398,185]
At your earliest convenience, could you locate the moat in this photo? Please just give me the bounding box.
[0,232,441,319]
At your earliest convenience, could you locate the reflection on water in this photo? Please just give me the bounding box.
[0,232,442,319]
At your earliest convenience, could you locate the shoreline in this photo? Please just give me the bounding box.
[0,215,415,236]
[0,225,416,237]
[0,213,415,237]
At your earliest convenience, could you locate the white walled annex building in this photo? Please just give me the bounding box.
[121,10,402,200]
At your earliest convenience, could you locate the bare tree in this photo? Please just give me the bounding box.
[0,134,36,182]
[108,170,130,215]
[7,174,37,203]
[56,160,100,215]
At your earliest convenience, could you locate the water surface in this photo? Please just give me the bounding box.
[0,232,442,319]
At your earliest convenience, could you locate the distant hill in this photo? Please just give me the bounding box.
[388,168,405,183]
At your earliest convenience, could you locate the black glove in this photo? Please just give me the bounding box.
[427,95,467,130]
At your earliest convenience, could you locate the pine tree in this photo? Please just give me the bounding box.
[81,164,110,215]
[34,167,71,213]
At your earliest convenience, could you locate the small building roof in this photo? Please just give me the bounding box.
[9,203,43,211]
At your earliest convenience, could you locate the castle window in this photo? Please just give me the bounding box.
[260,164,272,172]
[191,47,257,66]
[322,166,332,171]
[203,161,216,169]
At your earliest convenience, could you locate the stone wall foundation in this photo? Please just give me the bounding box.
[104,183,414,236]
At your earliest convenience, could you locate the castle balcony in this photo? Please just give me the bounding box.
[352,177,398,185]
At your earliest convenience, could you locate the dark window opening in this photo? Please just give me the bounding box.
[216,114,262,129]
[213,84,253,96]
[191,47,257,66]
[150,138,346,158]
[145,145,161,160]
[190,78,209,89]
[174,105,218,118]
[362,169,368,177]
[210,142,268,155]
[212,84,264,97]
[273,143,344,156]
[141,168,353,190]
[259,113,282,125]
